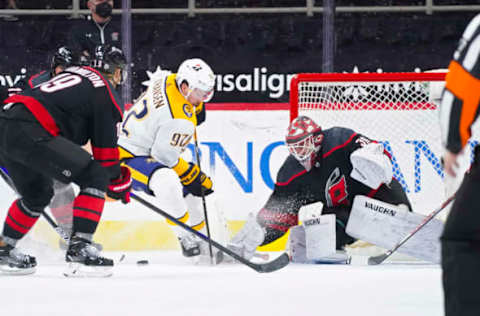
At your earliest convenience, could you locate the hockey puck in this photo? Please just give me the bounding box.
[136,260,149,265]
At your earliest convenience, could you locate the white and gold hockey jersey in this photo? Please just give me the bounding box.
[117,67,213,237]
[118,68,204,168]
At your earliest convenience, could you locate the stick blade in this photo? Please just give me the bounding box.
[368,253,388,265]
[254,253,290,273]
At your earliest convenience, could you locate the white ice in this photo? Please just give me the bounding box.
[0,250,443,316]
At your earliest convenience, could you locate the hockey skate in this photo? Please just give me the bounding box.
[0,238,36,275]
[59,237,103,252]
[64,236,113,278]
[178,234,201,257]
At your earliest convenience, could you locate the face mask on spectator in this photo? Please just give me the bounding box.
[96,2,113,18]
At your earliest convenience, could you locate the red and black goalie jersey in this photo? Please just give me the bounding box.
[261,126,411,242]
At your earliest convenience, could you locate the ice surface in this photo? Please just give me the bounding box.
[0,251,443,316]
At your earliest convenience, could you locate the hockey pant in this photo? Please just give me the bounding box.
[121,156,206,237]
[0,105,110,244]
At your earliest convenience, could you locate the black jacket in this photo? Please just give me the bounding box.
[68,15,121,56]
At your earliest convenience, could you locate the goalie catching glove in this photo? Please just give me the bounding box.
[227,213,265,260]
[173,158,213,197]
[106,166,132,204]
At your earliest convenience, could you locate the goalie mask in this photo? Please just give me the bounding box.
[176,58,215,102]
[286,116,324,171]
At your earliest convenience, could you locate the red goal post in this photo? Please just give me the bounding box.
[289,72,449,215]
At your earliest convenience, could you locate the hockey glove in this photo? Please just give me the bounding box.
[106,166,132,204]
[227,213,265,260]
[173,159,213,197]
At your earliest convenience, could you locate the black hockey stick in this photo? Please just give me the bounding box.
[193,129,214,264]
[130,192,290,273]
[0,167,16,194]
[0,167,70,243]
[42,209,71,242]
[368,194,455,265]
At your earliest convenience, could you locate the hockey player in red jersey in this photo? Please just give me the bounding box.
[1,46,85,105]
[0,47,97,250]
[228,116,412,262]
[22,46,87,92]
[0,44,132,276]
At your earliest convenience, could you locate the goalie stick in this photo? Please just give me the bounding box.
[130,192,290,273]
[368,194,455,265]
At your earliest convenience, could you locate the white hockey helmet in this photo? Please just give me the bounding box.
[176,58,215,102]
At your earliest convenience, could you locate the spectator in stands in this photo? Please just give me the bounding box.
[0,0,18,21]
[68,0,121,58]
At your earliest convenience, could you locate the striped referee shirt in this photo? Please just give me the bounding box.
[440,14,480,154]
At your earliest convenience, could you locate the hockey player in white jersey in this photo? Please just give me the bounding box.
[118,58,215,260]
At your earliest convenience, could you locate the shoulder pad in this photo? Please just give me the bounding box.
[29,71,50,89]
[142,66,172,88]
[276,155,307,186]
[321,127,357,153]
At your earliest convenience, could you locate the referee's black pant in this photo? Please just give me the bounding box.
[441,145,480,316]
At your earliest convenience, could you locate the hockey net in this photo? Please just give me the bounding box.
[290,72,460,261]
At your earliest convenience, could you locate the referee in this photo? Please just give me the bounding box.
[440,13,480,316]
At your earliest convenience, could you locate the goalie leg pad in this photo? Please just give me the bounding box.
[288,224,351,264]
[303,214,336,260]
[346,195,443,263]
[288,225,307,263]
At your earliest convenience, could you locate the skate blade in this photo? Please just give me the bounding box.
[194,251,224,266]
[63,262,113,278]
[0,265,36,275]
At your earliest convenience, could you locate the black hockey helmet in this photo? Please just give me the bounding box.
[51,46,89,73]
[51,46,74,72]
[91,44,127,83]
